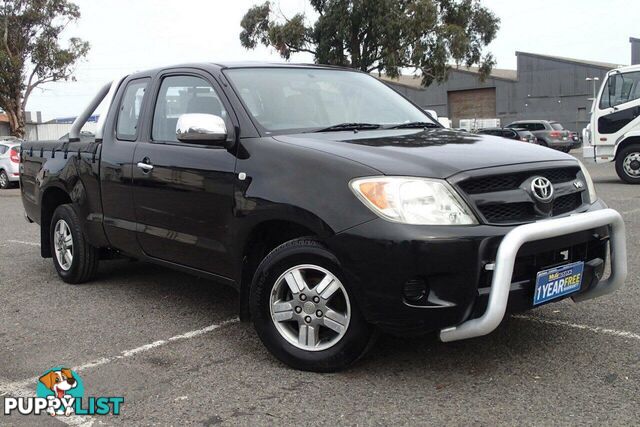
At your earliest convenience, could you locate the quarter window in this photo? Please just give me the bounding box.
[116,79,149,141]
[509,123,530,131]
[600,71,640,109]
[152,75,227,143]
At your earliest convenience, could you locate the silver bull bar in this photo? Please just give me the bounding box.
[440,208,627,342]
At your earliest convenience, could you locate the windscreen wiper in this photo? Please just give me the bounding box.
[311,122,382,132]
[386,122,440,129]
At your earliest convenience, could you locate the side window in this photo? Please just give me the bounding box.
[152,75,227,143]
[533,123,545,131]
[0,145,7,155]
[503,130,516,138]
[116,79,149,141]
[600,71,640,109]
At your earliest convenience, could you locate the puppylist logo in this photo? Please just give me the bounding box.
[4,367,123,417]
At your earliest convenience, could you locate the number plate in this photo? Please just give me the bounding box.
[533,261,584,305]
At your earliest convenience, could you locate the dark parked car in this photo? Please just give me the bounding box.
[569,131,582,146]
[19,63,627,372]
[477,127,536,143]
[506,120,579,152]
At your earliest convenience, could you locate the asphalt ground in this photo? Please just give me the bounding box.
[1,154,639,426]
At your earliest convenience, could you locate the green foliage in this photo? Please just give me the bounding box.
[0,0,89,137]
[240,0,499,86]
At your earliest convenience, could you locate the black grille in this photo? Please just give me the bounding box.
[480,203,536,223]
[456,167,585,225]
[553,192,583,215]
[459,175,520,194]
[544,168,579,183]
[459,167,579,194]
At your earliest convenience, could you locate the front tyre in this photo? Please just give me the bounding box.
[250,238,373,372]
[616,144,640,184]
[50,204,99,284]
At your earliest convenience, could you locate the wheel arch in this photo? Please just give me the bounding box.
[40,186,72,258]
[238,219,321,322]
[614,134,640,159]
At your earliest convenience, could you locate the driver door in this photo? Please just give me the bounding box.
[131,70,238,278]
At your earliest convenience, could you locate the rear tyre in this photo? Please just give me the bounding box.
[615,144,640,184]
[50,204,100,284]
[250,238,374,372]
[0,170,9,189]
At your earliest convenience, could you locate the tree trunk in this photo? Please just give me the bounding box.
[5,96,25,139]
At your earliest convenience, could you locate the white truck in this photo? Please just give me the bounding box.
[583,64,640,183]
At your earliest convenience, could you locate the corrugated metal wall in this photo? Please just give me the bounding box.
[386,53,613,133]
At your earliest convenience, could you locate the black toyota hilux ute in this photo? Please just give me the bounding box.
[20,63,627,371]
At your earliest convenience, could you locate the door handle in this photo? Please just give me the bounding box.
[137,161,154,172]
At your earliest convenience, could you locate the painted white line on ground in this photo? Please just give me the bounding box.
[514,315,640,341]
[0,317,239,425]
[6,239,40,246]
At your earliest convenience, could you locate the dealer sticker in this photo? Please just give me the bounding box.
[533,261,584,305]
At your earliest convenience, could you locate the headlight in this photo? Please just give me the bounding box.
[350,176,478,225]
[577,160,597,203]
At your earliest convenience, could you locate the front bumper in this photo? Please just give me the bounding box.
[440,207,626,342]
[326,201,626,337]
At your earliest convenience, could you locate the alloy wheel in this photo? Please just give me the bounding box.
[54,219,74,271]
[270,264,351,351]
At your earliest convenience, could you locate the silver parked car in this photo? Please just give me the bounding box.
[0,139,21,189]
[506,120,574,152]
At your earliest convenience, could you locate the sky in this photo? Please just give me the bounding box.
[26,0,640,120]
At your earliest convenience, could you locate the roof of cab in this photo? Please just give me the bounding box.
[212,61,350,70]
[125,61,355,78]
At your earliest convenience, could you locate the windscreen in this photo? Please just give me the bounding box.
[224,68,433,134]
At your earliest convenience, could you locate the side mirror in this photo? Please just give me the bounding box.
[176,113,227,144]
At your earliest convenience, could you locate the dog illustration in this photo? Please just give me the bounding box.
[39,368,77,416]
